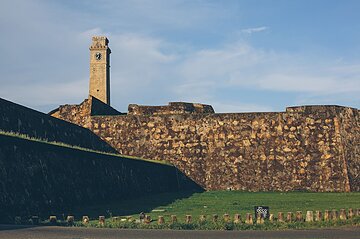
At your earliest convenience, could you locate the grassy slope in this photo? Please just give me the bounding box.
[74,191,360,223]
[0,130,171,166]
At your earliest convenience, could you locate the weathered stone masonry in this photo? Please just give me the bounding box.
[53,99,359,192]
[0,134,200,221]
[0,97,201,222]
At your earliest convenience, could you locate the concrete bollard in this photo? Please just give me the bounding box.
[99,216,105,226]
[278,212,284,222]
[213,214,218,222]
[256,215,260,224]
[158,216,165,224]
[269,214,274,222]
[339,209,347,221]
[49,216,57,224]
[286,212,293,223]
[245,213,253,225]
[185,215,192,224]
[199,215,206,222]
[82,216,89,224]
[256,214,264,224]
[223,214,230,222]
[234,214,241,224]
[348,208,354,219]
[171,215,177,223]
[14,216,21,225]
[144,215,151,224]
[67,216,74,225]
[324,210,330,221]
[305,211,313,222]
[331,210,338,221]
[31,216,40,225]
[315,211,322,221]
[296,211,303,222]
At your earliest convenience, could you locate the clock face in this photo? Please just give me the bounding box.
[95,52,102,60]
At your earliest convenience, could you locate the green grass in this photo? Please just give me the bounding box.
[71,191,360,222]
[0,130,171,166]
[67,190,360,230]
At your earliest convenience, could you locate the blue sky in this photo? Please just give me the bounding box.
[0,0,359,113]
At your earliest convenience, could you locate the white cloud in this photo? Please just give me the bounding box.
[177,41,360,94]
[258,73,360,93]
[241,26,268,34]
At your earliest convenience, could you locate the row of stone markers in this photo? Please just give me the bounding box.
[15,208,360,226]
[84,208,359,225]
[149,208,360,225]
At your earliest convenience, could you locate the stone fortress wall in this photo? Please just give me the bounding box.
[0,97,201,221]
[53,99,360,192]
[48,35,360,193]
[0,134,200,221]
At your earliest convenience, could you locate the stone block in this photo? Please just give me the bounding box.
[82,216,89,224]
[296,211,303,222]
[234,214,241,224]
[277,212,284,222]
[315,211,322,221]
[66,215,74,225]
[339,209,347,221]
[199,215,206,222]
[48,216,57,225]
[331,210,338,221]
[99,216,105,226]
[14,216,21,225]
[185,215,192,224]
[286,212,293,223]
[223,213,230,222]
[245,213,253,225]
[305,211,313,222]
[144,215,151,224]
[171,215,177,223]
[348,208,354,219]
[31,216,40,225]
[256,214,264,224]
[269,214,274,222]
[324,210,330,221]
[158,216,165,224]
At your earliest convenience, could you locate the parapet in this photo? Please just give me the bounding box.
[89,36,110,50]
[286,105,358,115]
[128,102,215,115]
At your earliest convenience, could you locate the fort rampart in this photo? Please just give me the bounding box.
[0,97,115,153]
[0,134,200,222]
[54,100,360,192]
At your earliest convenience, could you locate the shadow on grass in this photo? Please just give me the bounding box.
[69,190,201,220]
[60,167,204,220]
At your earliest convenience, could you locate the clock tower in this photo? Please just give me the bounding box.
[89,36,111,105]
